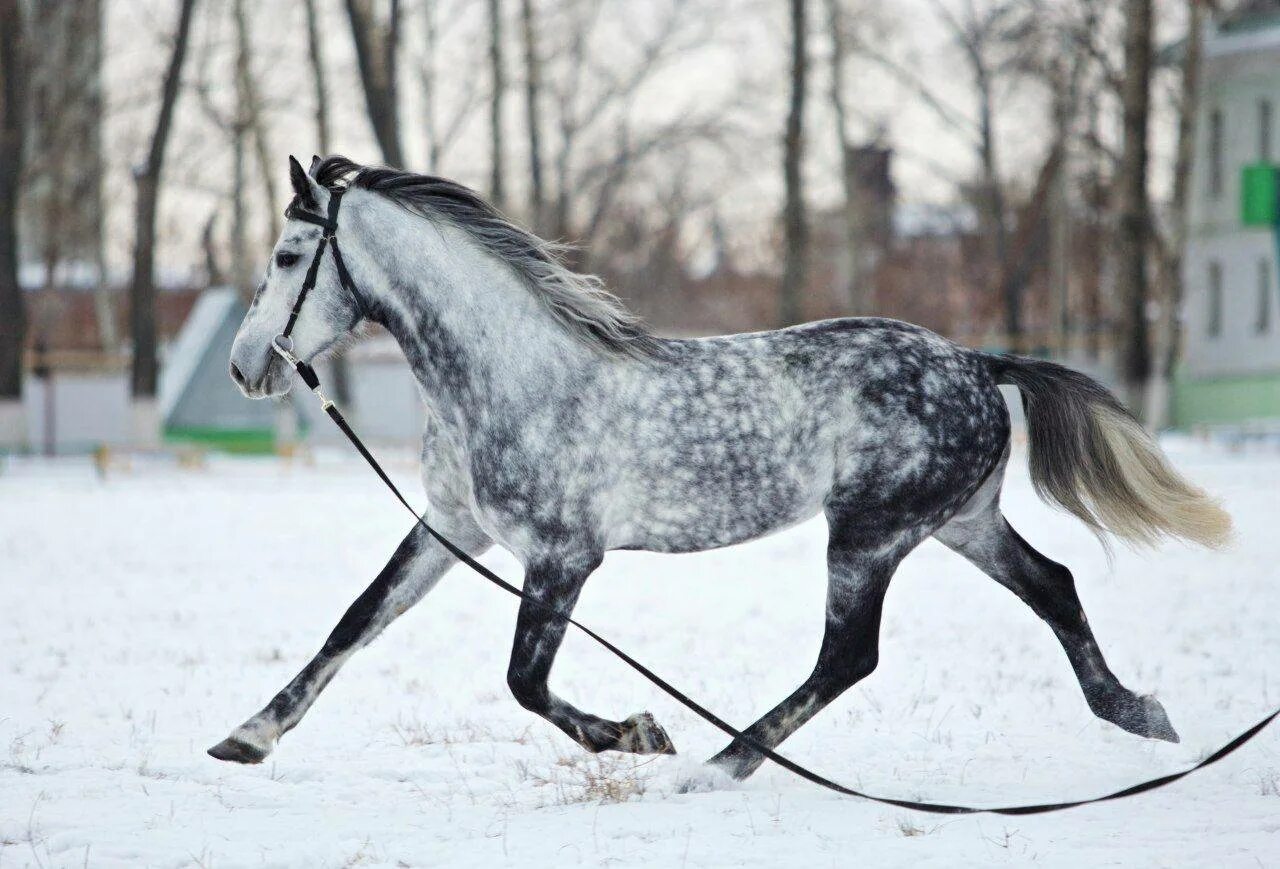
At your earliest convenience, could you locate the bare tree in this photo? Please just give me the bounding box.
[345,0,403,167]
[542,0,727,253]
[489,0,507,208]
[855,0,1023,343]
[825,0,868,315]
[233,0,280,251]
[779,0,809,326]
[0,0,28,444]
[1081,88,1106,361]
[303,0,354,405]
[995,0,1089,354]
[129,0,199,440]
[1146,0,1209,427]
[933,0,1020,346]
[417,0,484,174]
[521,0,546,228]
[548,0,594,242]
[85,0,113,352]
[23,2,108,356]
[303,0,331,155]
[1115,0,1153,411]
[202,213,225,285]
[191,7,250,295]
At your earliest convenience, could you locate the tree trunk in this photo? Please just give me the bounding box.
[825,0,867,316]
[976,70,1013,350]
[0,0,28,407]
[202,213,224,285]
[779,0,808,326]
[1145,0,1203,428]
[229,120,249,294]
[303,0,331,155]
[344,0,403,167]
[520,0,544,229]
[84,0,115,352]
[304,0,352,405]
[1048,67,1074,357]
[488,0,506,209]
[1083,91,1105,361]
[420,0,441,172]
[233,0,279,250]
[1115,0,1153,414]
[130,0,198,414]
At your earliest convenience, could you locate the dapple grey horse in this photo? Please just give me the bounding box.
[212,156,1230,781]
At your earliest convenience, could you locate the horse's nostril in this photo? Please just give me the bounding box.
[230,362,247,387]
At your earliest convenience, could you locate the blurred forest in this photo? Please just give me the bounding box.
[0,0,1226,434]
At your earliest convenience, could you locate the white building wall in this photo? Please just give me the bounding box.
[1181,18,1280,380]
[14,357,427,455]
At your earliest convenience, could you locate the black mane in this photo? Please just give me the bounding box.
[303,156,666,360]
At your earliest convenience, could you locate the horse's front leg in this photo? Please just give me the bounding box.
[208,517,490,763]
[507,552,676,756]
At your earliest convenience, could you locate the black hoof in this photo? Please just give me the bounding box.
[207,736,269,764]
[1090,691,1180,744]
[616,712,677,755]
[1134,695,1180,744]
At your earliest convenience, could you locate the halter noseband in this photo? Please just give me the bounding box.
[271,187,370,408]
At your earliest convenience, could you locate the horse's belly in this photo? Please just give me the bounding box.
[603,450,830,554]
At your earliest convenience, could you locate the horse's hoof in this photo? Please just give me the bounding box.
[1137,695,1180,744]
[617,711,677,755]
[1092,690,1180,744]
[207,735,270,764]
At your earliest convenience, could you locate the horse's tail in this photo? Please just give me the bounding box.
[985,353,1231,549]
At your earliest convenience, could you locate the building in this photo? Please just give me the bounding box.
[1177,0,1280,427]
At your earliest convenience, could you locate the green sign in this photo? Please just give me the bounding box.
[1241,163,1279,226]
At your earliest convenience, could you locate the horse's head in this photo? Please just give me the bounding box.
[229,156,365,399]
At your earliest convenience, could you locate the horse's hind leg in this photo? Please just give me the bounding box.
[208,518,490,763]
[934,501,1179,743]
[705,513,919,782]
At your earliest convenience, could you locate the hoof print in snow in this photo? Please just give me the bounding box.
[674,763,736,795]
[207,736,270,764]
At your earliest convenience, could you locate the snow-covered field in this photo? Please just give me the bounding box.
[2,441,1277,867]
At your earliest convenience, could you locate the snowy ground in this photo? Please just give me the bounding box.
[2,440,1278,867]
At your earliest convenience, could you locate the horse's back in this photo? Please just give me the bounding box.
[603,318,1010,553]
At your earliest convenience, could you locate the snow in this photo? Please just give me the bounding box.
[2,442,1278,867]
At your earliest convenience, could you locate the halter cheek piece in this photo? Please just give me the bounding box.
[270,187,370,409]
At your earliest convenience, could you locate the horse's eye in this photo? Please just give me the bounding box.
[275,251,300,269]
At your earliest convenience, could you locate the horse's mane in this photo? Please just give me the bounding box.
[309,155,666,361]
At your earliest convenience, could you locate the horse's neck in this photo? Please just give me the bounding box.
[348,198,602,430]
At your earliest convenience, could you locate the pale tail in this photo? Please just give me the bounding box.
[988,355,1232,549]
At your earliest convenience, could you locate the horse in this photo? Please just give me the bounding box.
[211,155,1231,781]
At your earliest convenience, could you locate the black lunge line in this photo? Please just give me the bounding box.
[269,191,1278,816]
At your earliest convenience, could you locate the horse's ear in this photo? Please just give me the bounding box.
[309,154,322,176]
[289,155,320,211]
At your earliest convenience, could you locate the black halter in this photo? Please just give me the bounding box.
[271,187,369,407]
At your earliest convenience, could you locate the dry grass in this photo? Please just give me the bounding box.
[517,752,649,806]
[390,716,530,748]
